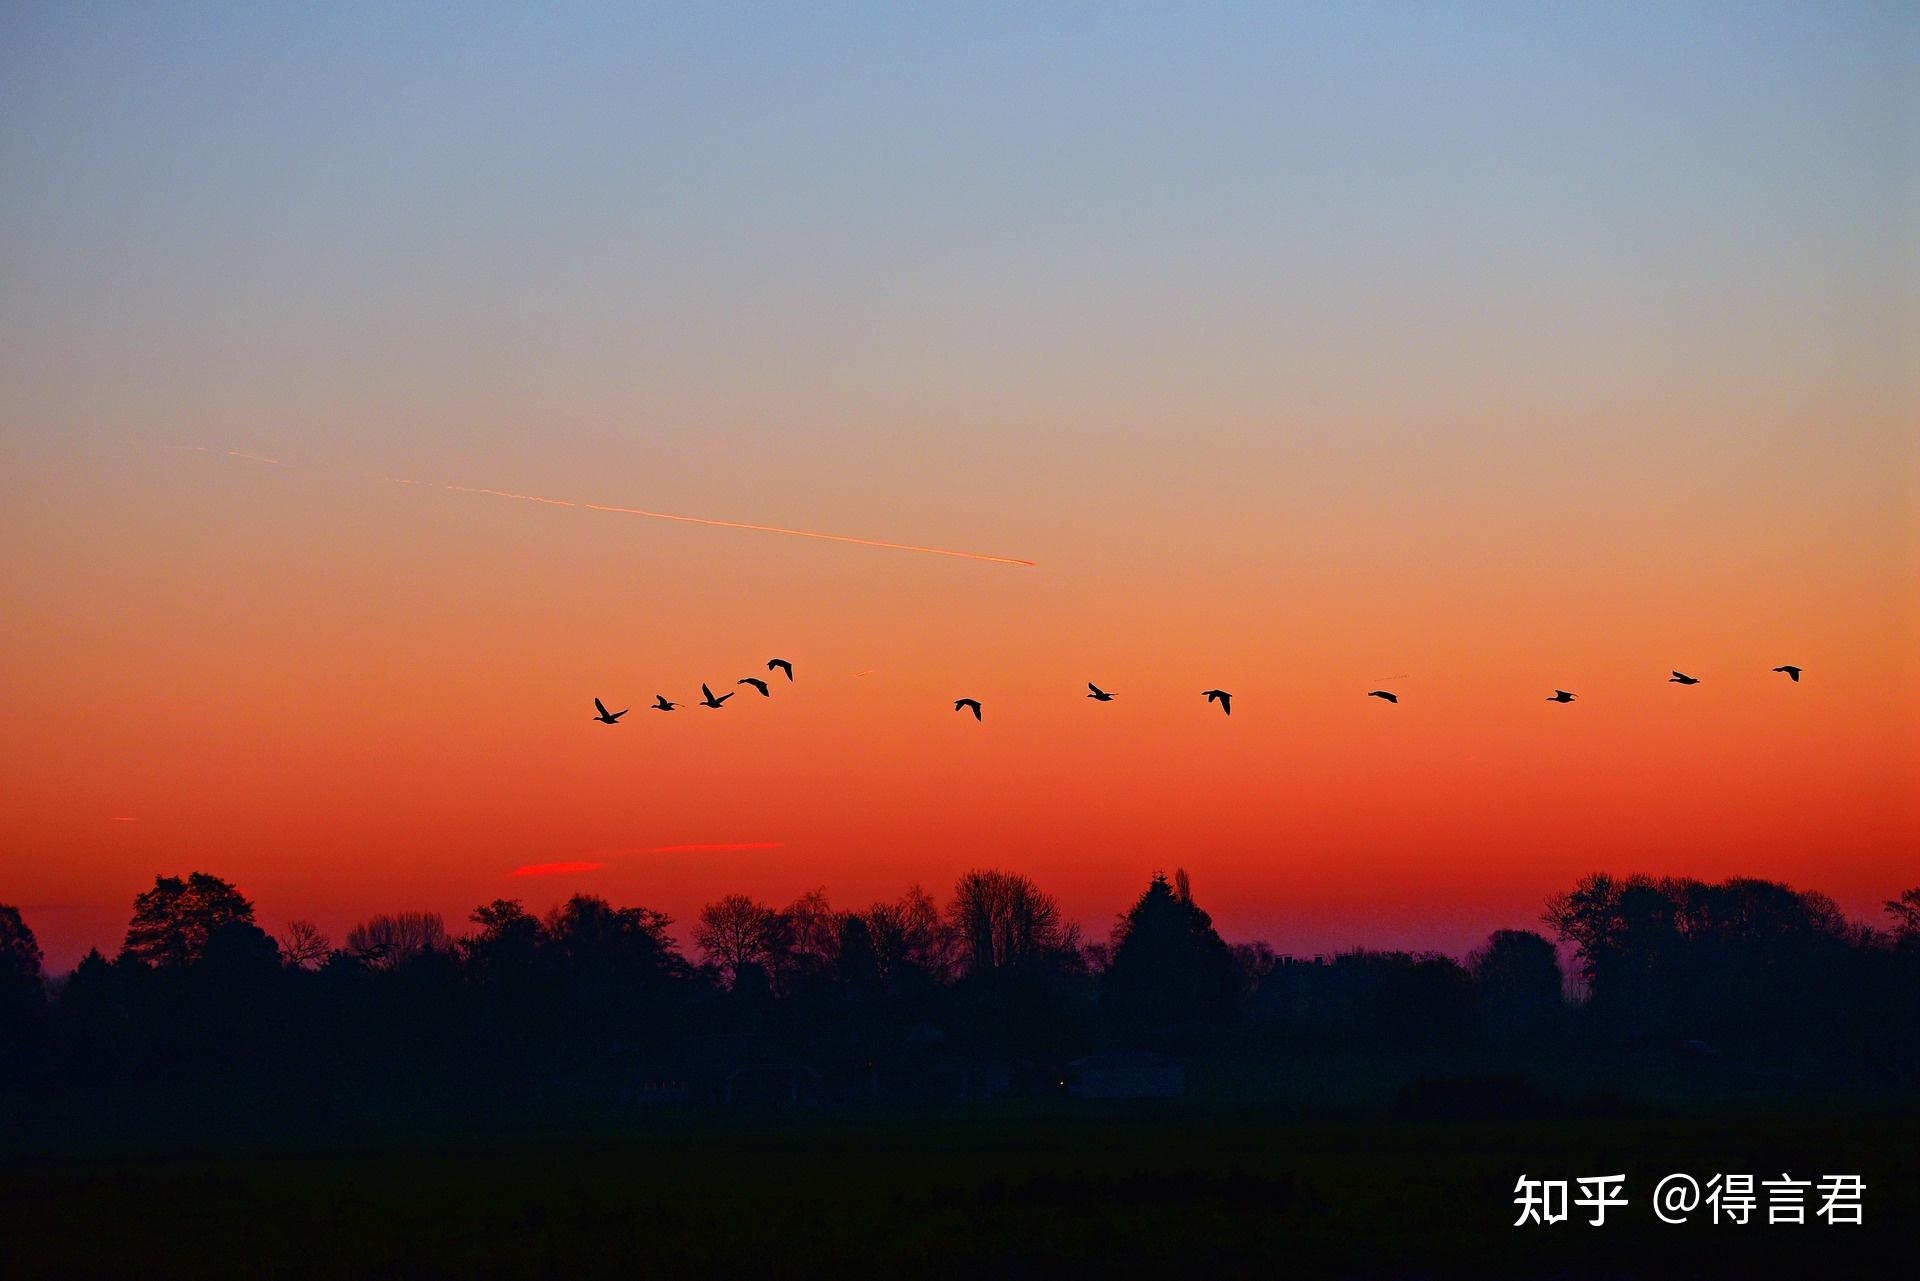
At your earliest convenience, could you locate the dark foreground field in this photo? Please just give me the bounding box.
[4,1101,1913,1279]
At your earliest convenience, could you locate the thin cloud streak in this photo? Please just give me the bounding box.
[510,860,608,878]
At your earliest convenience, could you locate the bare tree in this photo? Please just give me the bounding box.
[863,884,951,979]
[279,919,331,970]
[947,869,1066,975]
[345,912,447,970]
[782,888,842,977]
[693,893,786,983]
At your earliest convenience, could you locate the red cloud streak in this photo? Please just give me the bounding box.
[509,861,608,878]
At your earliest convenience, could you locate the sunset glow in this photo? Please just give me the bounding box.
[2,3,1912,975]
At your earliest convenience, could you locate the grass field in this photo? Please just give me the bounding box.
[4,1095,1913,1278]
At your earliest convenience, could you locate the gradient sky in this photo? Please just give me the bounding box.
[3,3,1915,971]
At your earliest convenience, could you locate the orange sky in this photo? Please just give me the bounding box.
[4,430,1913,971]
[2,5,1915,969]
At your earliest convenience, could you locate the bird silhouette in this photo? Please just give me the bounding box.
[1367,690,1398,704]
[1548,690,1575,703]
[1202,689,1232,715]
[1670,671,1700,685]
[954,698,983,721]
[592,698,626,724]
[699,683,734,708]
[767,658,794,681]
[1773,665,1802,682]
[652,695,677,711]
[738,677,771,697]
[1087,682,1115,702]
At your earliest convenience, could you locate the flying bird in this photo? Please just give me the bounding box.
[1773,665,1802,682]
[699,683,734,708]
[954,698,983,721]
[592,698,626,724]
[767,658,794,681]
[1202,689,1232,715]
[1087,683,1115,702]
[1548,690,1575,703]
[1669,671,1700,685]
[738,677,771,697]
[652,695,677,711]
[1367,690,1398,704]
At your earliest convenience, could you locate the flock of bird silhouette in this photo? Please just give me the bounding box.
[593,662,1804,724]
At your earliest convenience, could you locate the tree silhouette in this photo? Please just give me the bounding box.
[0,904,45,1027]
[462,898,547,975]
[52,947,123,1060]
[12,862,1914,1136]
[345,912,447,969]
[120,872,257,968]
[835,914,881,991]
[1546,873,1856,1043]
[947,869,1066,975]
[277,920,331,970]
[1102,871,1239,1029]
[544,894,685,984]
[200,917,281,976]
[61,947,114,1000]
[780,888,842,982]
[1229,939,1279,997]
[1885,887,1920,945]
[1468,929,1564,1044]
[860,884,948,981]
[694,893,787,985]
[1374,953,1476,1049]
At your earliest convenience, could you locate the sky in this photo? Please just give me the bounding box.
[2,2,1915,972]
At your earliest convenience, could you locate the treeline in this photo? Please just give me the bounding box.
[1,872,1916,1126]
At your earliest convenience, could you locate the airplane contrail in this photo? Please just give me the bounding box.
[581,501,1034,565]
[387,477,1037,566]
[157,441,1036,566]
[176,445,283,466]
